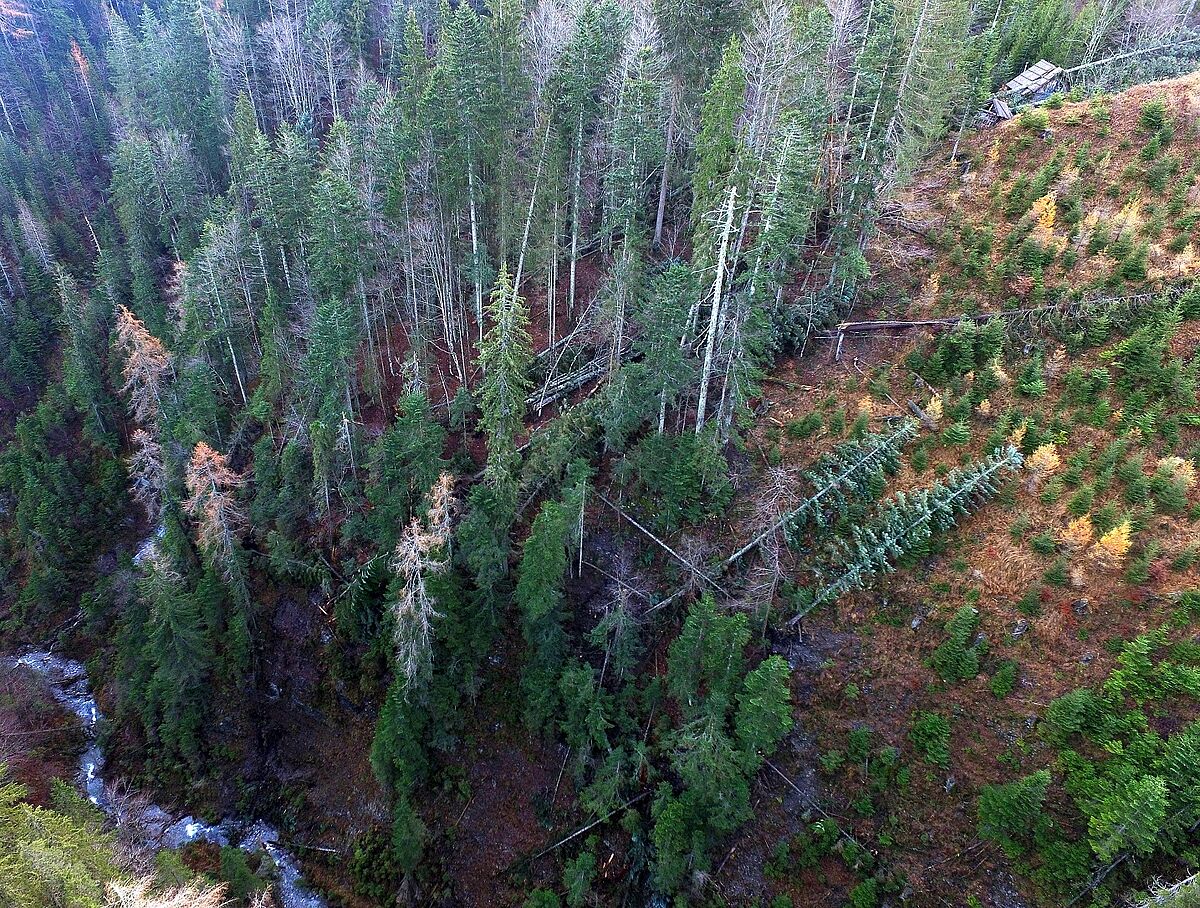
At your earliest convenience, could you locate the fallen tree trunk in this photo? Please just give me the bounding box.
[597,492,726,596]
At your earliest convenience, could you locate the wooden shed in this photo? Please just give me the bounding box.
[1001,60,1063,100]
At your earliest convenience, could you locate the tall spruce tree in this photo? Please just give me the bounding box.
[478,265,533,492]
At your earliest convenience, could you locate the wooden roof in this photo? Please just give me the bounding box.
[1002,60,1063,96]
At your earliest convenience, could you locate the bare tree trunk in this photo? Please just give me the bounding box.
[279,245,292,292]
[515,117,553,293]
[325,45,339,120]
[227,335,248,405]
[830,19,898,293]
[568,108,584,317]
[653,96,676,248]
[466,134,484,342]
[610,239,631,373]
[0,92,16,134]
[204,263,249,406]
[358,274,382,406]
[695,185,737,434]
[0,256,15,302]
[716,302,745,438]
[549,198,560,343]
[882,0,933,152]
[836,0,876,189]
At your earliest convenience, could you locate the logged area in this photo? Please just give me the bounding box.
[3,0,1200,907]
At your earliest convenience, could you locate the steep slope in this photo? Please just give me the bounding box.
[689,73,1200,908]
[879,72,1200,317]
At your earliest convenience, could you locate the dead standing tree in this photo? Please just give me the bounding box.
[389,473,457,695]
[184,441,248,591]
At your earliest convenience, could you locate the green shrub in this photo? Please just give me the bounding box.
[819,749,845,774]
[1031,531,1057,555]
[350,829,404,903]
[1099,439,1128,474]
[1145,155,1179,192]
[524,891,562,908]
[1089,775,1168,863]
[1067,484,1095,517]
[1042,687,1105,744]
[1033,837,1092,894]
[942,421,971,447]
[1150,464,1190,514]
[1117,243,1149,283]
[848,878,879,908]
[1168,168,1197,217]
[787,412,823,439]
[1065,368,1109,407]
[1062,452,1089,486]
[628,432,733,533]
[220,848,266,902]
[1017,587,1042,617]
[1124,472,1150,505]
[931,606,987,682]
[792,819,840,869]
[1044,557,1069,586]
[563,845,596,908]
[1117,453,1146,487]
[850,411,870,441]
[765,839,790,879]
[152,850,193,887]
[1171,545,1198,572]
[1138,99,1169,134]
[1005,177,1033,219]
[846,727,873,764]
[909,712,951,766]
[1016,357,1047,397]
[1126,542,1161,584]
[1089,399,1112,427]
[1107,229,1133,261]
[976,770,1051,857]
[991,660,1019,698]
[1141,133,1163,162]
[1019,108,1049,131]
[1040,477,1064,507]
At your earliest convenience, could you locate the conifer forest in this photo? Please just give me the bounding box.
[7,0,1200,903]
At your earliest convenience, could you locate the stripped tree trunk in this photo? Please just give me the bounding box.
[695,185,737,434]
[515,116,553,293]
[653,96,676,248]
[466,134,484,341]
[568,108,584,317]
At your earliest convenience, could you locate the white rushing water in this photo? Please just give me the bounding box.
[11,650,326,908]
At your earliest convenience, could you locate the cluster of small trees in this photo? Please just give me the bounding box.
[653,595,793,891]
[977,612,1200,901]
